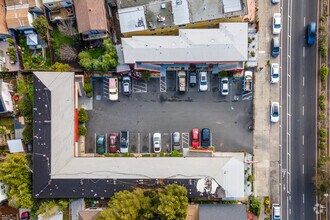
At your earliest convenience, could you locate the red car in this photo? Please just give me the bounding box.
[191,128,200,148]
[109,133,118,153]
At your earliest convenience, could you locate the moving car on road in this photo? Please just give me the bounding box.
[96,135,105,154]
[272,204,281,220]
[271,63,280,83]
[153,133,161,153]
[271,102,280,123]
[221,77,229,95]
[272,13,281,35]
[199,72,208,92]
[307,22,316,45]
[172,132,181,151]
[109,133,118,153]
[191,128,200,148]
[201,128,211,147]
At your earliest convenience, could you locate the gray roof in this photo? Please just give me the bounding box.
[199,204,247,220]
[122,23,248,63]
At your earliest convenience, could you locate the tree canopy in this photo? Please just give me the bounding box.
[32,15,48,41]
[0,154,34,208]
[50,62,73,72]
[78,39,118,72]
[97,184,188,220]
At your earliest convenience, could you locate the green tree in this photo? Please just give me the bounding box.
[97,189,153,220]
[36,200,69,218]
[249,195,262,217]
[22,123,33,143]
[18,95,32,117]
[154,184,188,220]
[78,108,88,123]
[78,126,87,136]
[50,62,73,72]
[0,154,34,208]
[32,16,48,41]
[7,38,15,46]
[320,66,329,81]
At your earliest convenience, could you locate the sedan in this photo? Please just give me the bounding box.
[272,13,281,35]
[307,22,316,45]
[201,128,211,147]
[153,133,161,153]
[109,133,118,153]
[270,63,280,83]
[199,72,208,92]
[221,77,229,95]
[96,135,105,154]
[191,128,200,148]
[272,204,281,220]
[271,102,280,123]
[172,132,181,151]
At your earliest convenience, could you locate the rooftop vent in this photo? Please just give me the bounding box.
[176,0,182,5]
[135,18,145,27]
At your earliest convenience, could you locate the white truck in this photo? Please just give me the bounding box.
[109,77,118,101]
[243,71,253,92]
[177,71,186,92]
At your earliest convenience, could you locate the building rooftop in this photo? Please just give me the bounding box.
[74,0,108,34]
[122,23,248,63]
[0,0,9,35]
[5,5,32,28]
[199,204,247,220]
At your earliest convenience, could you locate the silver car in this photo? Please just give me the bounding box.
[122,76,131,95]
[199,72,208,92]
[221,77,229,95]
[153,133,161,153]
[172,132,181,150]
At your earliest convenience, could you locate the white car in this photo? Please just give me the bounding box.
[199,72,208,92]
[272,204,281,220]
[271,0,279,4]
[271,63,280,83]
[221,77,229,95]
[153,133,161,153]
[273,13,281,35]
[271,102,280,123]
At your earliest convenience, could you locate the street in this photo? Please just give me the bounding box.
[280,0,317,218]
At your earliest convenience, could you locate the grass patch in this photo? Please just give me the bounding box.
[52,28,75,50]
[0,117,14,132]
[88,47,105,59]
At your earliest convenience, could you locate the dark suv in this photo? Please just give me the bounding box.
[201,128,210,147]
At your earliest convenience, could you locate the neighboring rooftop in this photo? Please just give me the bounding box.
[117,0,247,34]
[0,0,9,36]
[198,204,248,220]
[74,0,108,34]
[121,23,248,63]
[5,6,32,28]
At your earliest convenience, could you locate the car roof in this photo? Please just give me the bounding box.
[310,22,316,31]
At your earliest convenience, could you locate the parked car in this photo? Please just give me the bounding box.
[122,76,131,95]
[153,133,161,153]
[120,131,129,153]
[271,0,279,4]
[271,102,280,123]
[272,13,281,35]
[221,77,229,95]
[96,135,105,154]
[191,128,200,148]
[178,71,187,92]
[109,77,118,101]
[271,37,280,57]
[109,133,118,153]
[189,72,197,87]
[272,204,281,220]
[201,128,211,147]
[307,22,316,45]
[271,63,280,83]
[199,72,208,91]
[172,132,181,150]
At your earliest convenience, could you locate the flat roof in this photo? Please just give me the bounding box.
[118,6,147,33]
[122,23,248,63]
[33,72,245,199]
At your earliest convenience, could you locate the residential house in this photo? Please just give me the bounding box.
[5,0,43,31]
[0,79,13,114]
[198,204,248,220]
[42,0,75,22]
[0,0,10,39]
[117,0,248,37]
[74,0,109,42]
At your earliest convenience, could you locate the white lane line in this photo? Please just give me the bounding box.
[302,135,304,145]
[303,47,305,57]
[302,164,305,174]
[302,106,304,116]
[303,76,305,86]
[303,193,305,203]
[304,17,306,26]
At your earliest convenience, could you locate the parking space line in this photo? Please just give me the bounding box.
[149,133,151,153]
[133,80,148,93]
[182,132,190,148]
[170,133,173,151]
[105,133,108,153]
[94,133,96,154]
[138,133,140,154]
[160,76,166,92]
[210,132,213,147]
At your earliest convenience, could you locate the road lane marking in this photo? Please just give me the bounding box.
[304,17,306,26]
[303,47,305,57]
[303,194,305,203]
[303,76,305,86]
[302,106,304,115]
[302,164,304,174]
[302,135,304,145]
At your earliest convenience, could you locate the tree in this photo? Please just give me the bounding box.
[50,62,73,72]
[78,108,88,123]
[22,123,33,143]
[18,95,32,117]
[36,200,69,218]
[320,66,329,81]
[0,154,34,208]
[7,38,15,46]
[78,126,87,136]
[154,184,188,220]
[32,16,48,41]
[249,195,262,217]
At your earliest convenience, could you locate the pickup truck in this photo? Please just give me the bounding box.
[177,71,186,92]
[243,71,253,92]
[120,131,129,153]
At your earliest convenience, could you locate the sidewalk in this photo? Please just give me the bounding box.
[253,0,280,213]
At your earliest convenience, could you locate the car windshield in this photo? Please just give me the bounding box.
[223,80,228,83]
[223,89,228,93]
[275,23,280,28]
[273,47,279,52]
[273,74,279,78]
[273,107,279,116]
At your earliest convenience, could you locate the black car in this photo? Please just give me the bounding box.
[189,72,197,87]
[201,128,210,147]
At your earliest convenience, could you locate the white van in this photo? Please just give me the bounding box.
[109,78,118,101]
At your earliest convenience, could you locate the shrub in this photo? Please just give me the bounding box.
[78,108,88,123]
[250,51,255,57]
[319,142,326,149]
[319,95,326,110]
[22,124,33,144]
[160,152,165,157]
[168,150,183,157]
[249,195,262,217]
[122,153,135,157]
[32,15,48,41]
[78,126,87,136]
[320,129,327,139]
[319,113,326,120]
[141,71,151,81]
[247,174,253,182]
[7,38,15,46]
[84,83,92,93]
[248,37,253,44]
[50,62,73,72]
[320,66,329,81]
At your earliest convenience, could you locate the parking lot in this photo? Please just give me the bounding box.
[85,71,253,154]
